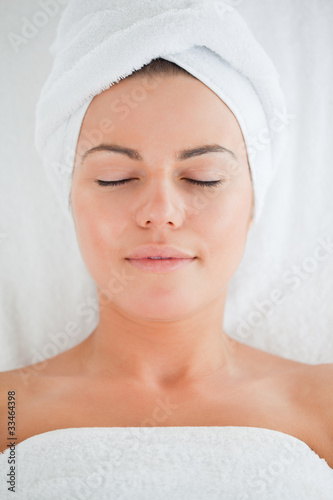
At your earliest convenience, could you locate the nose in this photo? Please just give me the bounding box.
[134,176,185,229]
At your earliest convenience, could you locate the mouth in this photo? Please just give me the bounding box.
[126,257,196,273]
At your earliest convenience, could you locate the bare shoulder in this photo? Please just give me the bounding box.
[305,362,333,419]
[0,364,55,453]
[0,368,22,411]
[0,369,23,452]
[0,364,41,392]
[293,361,333,467]
[288,361,333,415]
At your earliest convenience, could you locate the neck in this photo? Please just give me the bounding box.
[79,291,239,390]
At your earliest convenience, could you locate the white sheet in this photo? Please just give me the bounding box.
[1,0,333,371]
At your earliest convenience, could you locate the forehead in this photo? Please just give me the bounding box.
[74,75,248,172]
[80,74,243,140]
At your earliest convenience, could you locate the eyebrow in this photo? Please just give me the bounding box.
[80,143,238,164]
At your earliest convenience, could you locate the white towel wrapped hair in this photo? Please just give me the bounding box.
[34,0,288,225]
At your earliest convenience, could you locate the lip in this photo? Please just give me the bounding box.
[126,257,196,273]
[126,245,195,260]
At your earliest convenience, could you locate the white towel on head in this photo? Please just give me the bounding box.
[34,0,288,224]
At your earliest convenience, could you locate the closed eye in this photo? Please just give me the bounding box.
[96,178,225,188]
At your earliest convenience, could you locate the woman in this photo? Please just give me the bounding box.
[1,0,333,498]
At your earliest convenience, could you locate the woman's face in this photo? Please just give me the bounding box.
[71,73,253,321]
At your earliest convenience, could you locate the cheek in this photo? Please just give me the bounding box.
[75,214,125,292]
[72,190,123,280]
[198,185,252,276]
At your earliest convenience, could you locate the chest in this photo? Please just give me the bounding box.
[14,380,324,456]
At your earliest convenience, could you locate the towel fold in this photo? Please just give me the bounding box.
[34,0,288,223]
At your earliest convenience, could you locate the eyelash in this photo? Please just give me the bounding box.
[96,178,224,188]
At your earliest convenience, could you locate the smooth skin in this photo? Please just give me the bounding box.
[1,74,333,468]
